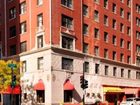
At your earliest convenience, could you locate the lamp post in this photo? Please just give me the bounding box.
[8,61,17,105]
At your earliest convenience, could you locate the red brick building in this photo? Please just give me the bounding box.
[1,0,140,104]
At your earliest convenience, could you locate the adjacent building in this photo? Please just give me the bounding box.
[1,0,140,104]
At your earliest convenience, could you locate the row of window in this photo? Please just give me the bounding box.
[22,56,140,80]
[83,4,131,21]
[62,13,131,36]
[9,35,43,55]
[62,57,140,79]
[9,0,43,19]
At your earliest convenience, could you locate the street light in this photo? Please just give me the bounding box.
[8,61,17,105]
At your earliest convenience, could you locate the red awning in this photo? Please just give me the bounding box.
[64,80,75,90]
[123,88,139,94]
[3,85,21,94]
[34,79,45,90]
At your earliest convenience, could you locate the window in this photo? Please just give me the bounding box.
[62,36,73,50]
[22,61,27,72]
[120,8,124,18]
[112,19,116,29]
[83,43,88,53]
[61,0,72,8]
[120,38,124,48]
[127,27,131,36]
[136,4,139,13]
[113,67,117,76]
[127,56,131,64]
[128,70,131,78]
[120,53,124,62]
[83,24,88,35]
[104,15,108,26]
[136,71,140,79]
[84,62,89,73]
[62,15,73,29]
[112,3,116,13]
[20,1,26,14]
[94,0,99,4]
[20,41,27,53]
[37,90,45,103]
[94,46,99,56]
[104,0,108,9]
[127,0,131,7]
[127,41,130,50]
[38,57,43,70]
[62,58,73,70]
[105,65,108,75]
[121,68,124,77]
[94,10,99,22]
[9,26,16,37]
[37,13,43,27]
[127,12,131,21]
[83,5,88,16]
[136,57,140,66]
[120,23,124,33]
[9,7,16,19]
[37,0,43,5]
[104,49,108,58]
[136,17,139,26]
[95,63,99,74]
[37,35,43,48]
[64,90,73,102]
[112,51,116,60]
[136,45,140,52]
[104,32,108,42]
[9,44,16,56]
[136,31,140,40]
[112,35,116,45]
[94,28,99,39]
[20,21,26,34]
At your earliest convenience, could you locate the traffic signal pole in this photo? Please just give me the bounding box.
[11,66,14,105]
[83,63,85,105]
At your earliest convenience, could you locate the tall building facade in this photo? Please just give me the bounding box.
[1,0,140,104]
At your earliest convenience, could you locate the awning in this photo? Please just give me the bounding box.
[123,88,139,94]
[34,79,45,90]
[64,80,75,90]
[103,87,123,93]
[3,85,21,94]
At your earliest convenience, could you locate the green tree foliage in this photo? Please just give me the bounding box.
[0,60,21,92]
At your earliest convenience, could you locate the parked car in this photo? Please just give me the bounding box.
[120,97,140,105]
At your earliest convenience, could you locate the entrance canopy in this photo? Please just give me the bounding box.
[103,87,123,93]
[34,79,45,90]
[64,80,75,90]
[3,85,21,94]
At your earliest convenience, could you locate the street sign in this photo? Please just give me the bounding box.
[8,63,17,69]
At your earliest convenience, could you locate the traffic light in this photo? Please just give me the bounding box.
[11,75,16,88]
[80,75,84,89]
[84,79,88,89]
[80,75,88,89]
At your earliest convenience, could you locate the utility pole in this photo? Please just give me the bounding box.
[8,61,17,105]
[80,62,88,105]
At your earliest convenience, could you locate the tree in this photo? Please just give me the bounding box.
[0,60,21,92]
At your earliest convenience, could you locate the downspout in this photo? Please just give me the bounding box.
[131,0,134,64]
[4,0,7,57]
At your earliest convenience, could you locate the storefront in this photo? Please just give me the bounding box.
[103,87,125,104]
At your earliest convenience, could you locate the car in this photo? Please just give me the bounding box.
[126,97,140,105]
